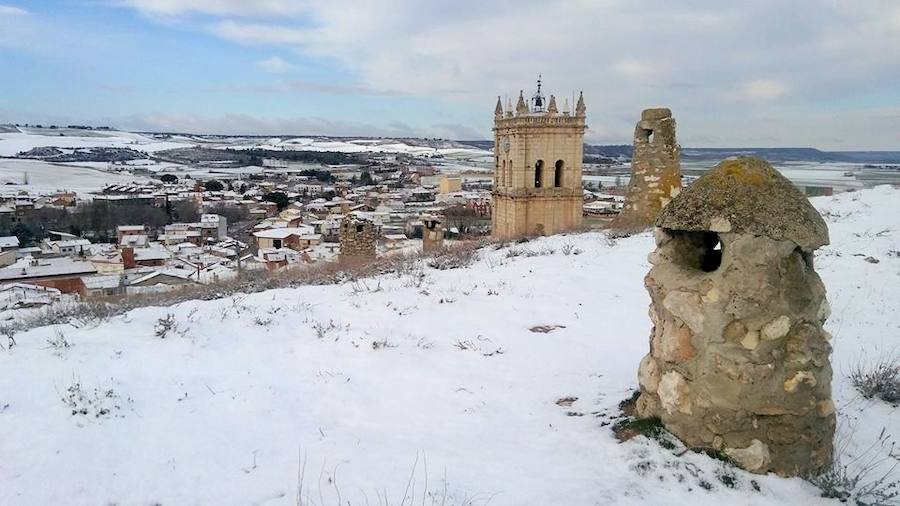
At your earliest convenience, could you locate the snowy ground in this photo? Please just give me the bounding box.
[0,159,153,196]
[1,186,898,505]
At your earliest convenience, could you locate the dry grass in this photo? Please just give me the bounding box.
[851,353,900,405]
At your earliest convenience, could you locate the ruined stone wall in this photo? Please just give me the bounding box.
[635,157,834,477]
[614,108,682,230]
[422,216,444,253]
[339,215,376,262]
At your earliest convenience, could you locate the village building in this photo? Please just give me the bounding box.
[438,177,462,194]
[253,226,321,251]
[257,247,304,270]
[116,225,146,244]
[0,235,20,252]
[0,256,98,295]
[492,79,587,240]
[125,269,195,295]
[82,275,125,298]
[132,247,172,267]
[89,250,126,274]
[0,283,64,312]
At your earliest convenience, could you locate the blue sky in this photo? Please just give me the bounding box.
[2,1,899,149]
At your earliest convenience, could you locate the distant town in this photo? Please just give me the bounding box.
[0,121,897,316]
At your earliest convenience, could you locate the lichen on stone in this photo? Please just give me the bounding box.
[656,157,829,250]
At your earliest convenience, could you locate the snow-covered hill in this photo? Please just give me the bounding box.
[0,128,492,159]
[1,187,898,505]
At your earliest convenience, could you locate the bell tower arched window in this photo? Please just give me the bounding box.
[554,160,564,187]
[534,160,544,188]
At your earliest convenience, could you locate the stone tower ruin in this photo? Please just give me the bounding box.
[339,214,376,263]
[635,157,834,476]
[492,78,586,240]
[613,108,682,230]
[421,214,444,253]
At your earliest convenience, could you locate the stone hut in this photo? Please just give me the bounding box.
[339,214,376,263]
[635,157,834,476]
[421,214,444,253]
[613,108,682,229]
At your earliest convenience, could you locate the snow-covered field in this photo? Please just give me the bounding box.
[0,159,153,196]
[0,129,491,160]
[1,186,899,505]
[0,129,185,157]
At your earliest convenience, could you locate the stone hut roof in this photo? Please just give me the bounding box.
[656,157,829,249]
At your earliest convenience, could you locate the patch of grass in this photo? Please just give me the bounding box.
[613,416,677,450]
[691,447,735,466]
[617,389,641,416]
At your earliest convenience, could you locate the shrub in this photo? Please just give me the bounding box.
[262,191,290,210]
[154,314,179,339]
[60,375,128,419]
[807,429,900,505]
[850,354,900,404]
[203,180,225,192]
[426,243,479,270]
[46,329,72,354]
[561,243,582,255]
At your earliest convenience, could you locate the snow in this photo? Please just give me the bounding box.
[0,130,184,157]
[1,187,899,505]
[0,128,492,160]
[0,159,153,196]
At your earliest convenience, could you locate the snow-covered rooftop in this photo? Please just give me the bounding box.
[0,256,97,281]
[253,226,315,239]
[0,235,19,248]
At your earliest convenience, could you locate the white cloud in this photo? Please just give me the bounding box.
[119,0,308,17]
[0,4,27,16]
[257,55,292,74]
[103,0,900,148]
[724,79,790,103]
[211,20,309,46]
[612,59,657,80]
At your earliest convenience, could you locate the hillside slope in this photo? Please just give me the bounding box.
[1,187,898,505]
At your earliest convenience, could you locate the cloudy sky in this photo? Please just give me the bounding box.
[1,1,899,149]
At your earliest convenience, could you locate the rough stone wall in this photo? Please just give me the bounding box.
[614,108,682,229]
[339,215,376,262]
[422,216,444,253]
[491,193,583,240]
[635,158,834,477]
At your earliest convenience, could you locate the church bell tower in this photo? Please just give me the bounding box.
[491,78,586,240]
